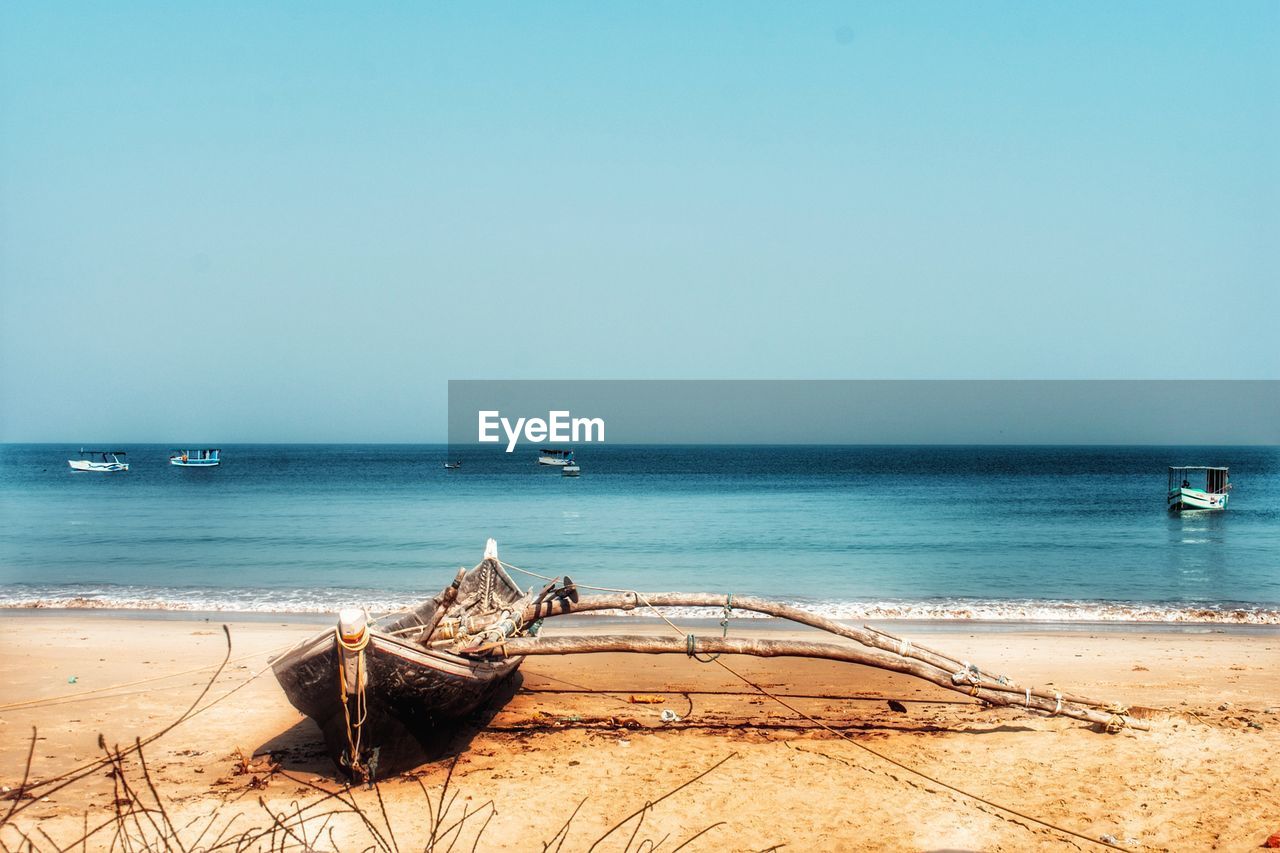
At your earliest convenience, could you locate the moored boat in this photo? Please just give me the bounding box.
[67,450,129,472]
[1167,466,1230,512]
[537,448,574,466]
[170,448,221,467]
[562,463,580,477]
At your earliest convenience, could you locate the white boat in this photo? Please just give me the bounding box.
[170,448,221,467]
[1168,466,1230,512]
[538,449,574,467]
[562,464,580,477]
[444,462,461,469]
[68,450,129,472]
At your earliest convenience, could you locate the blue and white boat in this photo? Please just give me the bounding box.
[1167,466,1229,512]
[170,448,221,467]
[68,449,129,472]
[538,449,574,467]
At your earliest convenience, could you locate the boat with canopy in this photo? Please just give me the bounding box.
[1167,466,1230,511]
[537,448,574,466]
[67,450,129,472]
[170,448,221,467]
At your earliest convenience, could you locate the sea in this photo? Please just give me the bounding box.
[1,444,1277,624]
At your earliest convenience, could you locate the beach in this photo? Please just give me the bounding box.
[2,613,1277,851]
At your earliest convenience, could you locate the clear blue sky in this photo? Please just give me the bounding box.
[1,2,1276,441]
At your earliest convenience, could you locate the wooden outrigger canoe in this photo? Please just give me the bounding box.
[272,541,1145,779]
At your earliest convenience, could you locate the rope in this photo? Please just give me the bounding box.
[951,663,981,687]
[335,628,370,780]
[337,627,371,654]
[707,656,1122,850]
[1103,703,1129,733]
[683,594,736,663]
[498,557,1124,852]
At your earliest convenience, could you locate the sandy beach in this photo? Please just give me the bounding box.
[1,613,1277,851]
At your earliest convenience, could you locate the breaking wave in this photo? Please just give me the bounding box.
[1,585,1277,624]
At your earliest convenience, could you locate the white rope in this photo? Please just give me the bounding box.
[498,560,558,583]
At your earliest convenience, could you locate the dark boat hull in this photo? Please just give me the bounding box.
[273,631,521,774]
[270,553,530,776]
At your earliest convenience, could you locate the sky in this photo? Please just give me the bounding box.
[1,2,1276,442]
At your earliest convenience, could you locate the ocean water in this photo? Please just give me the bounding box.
[1,444,1277,623]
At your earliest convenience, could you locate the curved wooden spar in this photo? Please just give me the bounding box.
[476,633,1147,732]
[521,592,1111,712]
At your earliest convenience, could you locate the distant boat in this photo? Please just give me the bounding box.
[170,448,221,467]
[444,461,461,470]
[1168,466,1230,512]
[68,449,129,473]
[538,449,573,467]
[562,463,580,477]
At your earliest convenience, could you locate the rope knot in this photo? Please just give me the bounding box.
[1103,703,1130,733]
[719,594,734,637]
[951,662,981,686]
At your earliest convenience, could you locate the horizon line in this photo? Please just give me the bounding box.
[4,441,1278,448]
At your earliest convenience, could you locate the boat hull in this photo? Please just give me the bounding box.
[271,553,530,776]
[538,456,570,466]
[170,459,220,466]
[1168,488,1228,512]
[272,630,521,774]
[68,460,128,472]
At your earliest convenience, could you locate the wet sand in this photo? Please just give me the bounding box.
[1,614,1277,851]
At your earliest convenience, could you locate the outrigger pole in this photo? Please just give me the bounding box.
[463,590,1147,732]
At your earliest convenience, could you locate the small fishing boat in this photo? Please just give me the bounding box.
[67,450,129,472]
[444,461,461,470]
[537,448,574,467]
[1168,466,1230,511]
[170,448,221,467]
[273,540,1146,778]
[270,540,534,778]
[562,463,580,477]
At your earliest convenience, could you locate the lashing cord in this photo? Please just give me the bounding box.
[687,594,734,663]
